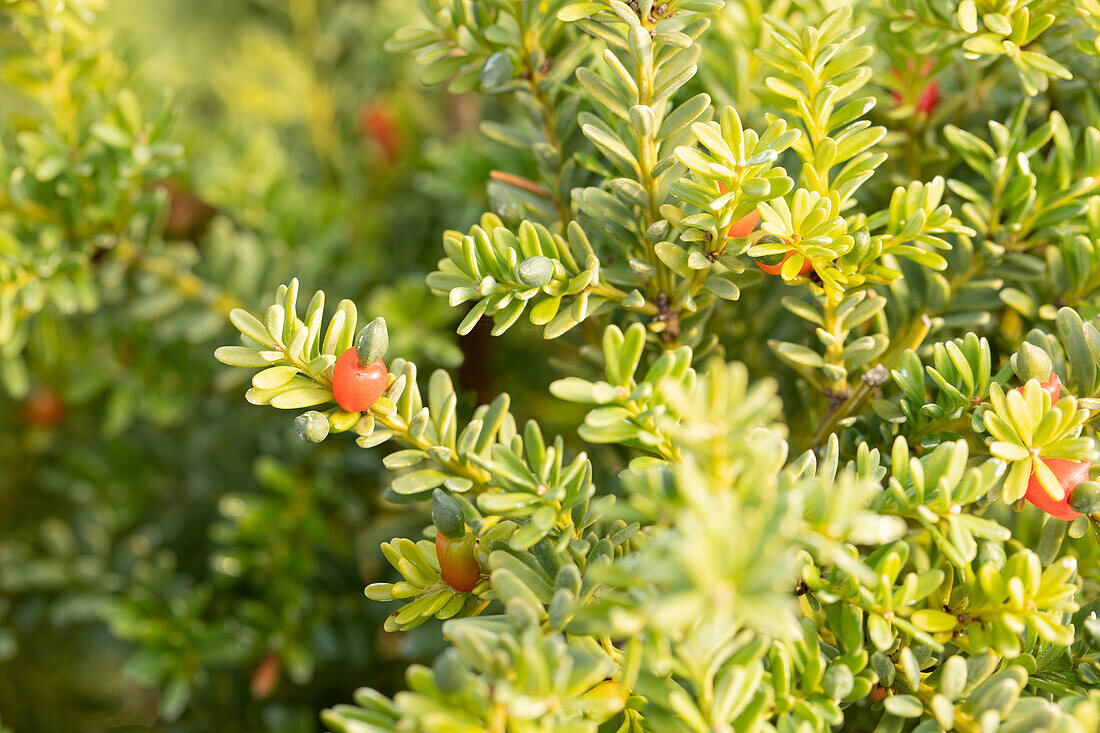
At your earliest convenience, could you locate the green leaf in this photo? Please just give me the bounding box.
[230,308,277,347]
[392,470,449,495]
[269,387,333,409]
[884,694,923,718]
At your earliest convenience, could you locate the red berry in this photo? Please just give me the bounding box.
[359,102,402,165]
[714,182,810,277]
[435,532,481,592]
[331,348,387,413]
[1017,373,1062,403]
[250,651,281,700]
[716,182,761,241]
[21,387,65,428]
[725,210,760,240]
[756,250,813,277]
[1025,458,1088,521]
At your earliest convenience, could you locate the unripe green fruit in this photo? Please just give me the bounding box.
[1069,481,1100,515]
[1011,342,1053,383]
[355,316,389,364]
[295,410,330,443]
[435,532,480,592]
[518,256,553,288]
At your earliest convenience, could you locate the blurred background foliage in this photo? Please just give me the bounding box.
[0,0,549,729]
[4,0,1099,730]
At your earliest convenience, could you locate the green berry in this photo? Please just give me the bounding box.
[295,410,330,443]
[518,256,554,288]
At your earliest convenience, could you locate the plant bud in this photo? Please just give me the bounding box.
[1011,342,1052,383]
[432,488,466,539]
[518,256,554,288]
[295,411,330,443]
[355,317,389,364]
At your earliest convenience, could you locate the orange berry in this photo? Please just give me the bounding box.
[1025,458,1088,521]
[331,349,387,413]
[435,533,481,592]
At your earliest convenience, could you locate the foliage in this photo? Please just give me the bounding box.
[0,0,484,728]
[218,0,1100,731]
[6,0,1100,729]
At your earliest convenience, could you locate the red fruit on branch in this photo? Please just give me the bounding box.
[1016,373,1061,403]
[250,651,281,700]
[724,210,760,240]
[891,59,940,116]
[715,182,811,276]
[756,248,814,277]
[716,182,760,241]
[435,532,481,592]
[21,387,65,428]
[1025,458,1088,521]
[359,101,402,165]
[331,348,387,413]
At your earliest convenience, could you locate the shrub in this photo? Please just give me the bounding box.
[0,0,471,727]
[220,0,1100,730]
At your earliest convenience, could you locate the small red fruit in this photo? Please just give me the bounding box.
[250,651,281,699]
[331,348,387,413]
[891,59,940,116]
[21,387,65,428]
[724,210,760,240]
[756,249,814,277]
[1025,458,1088,521]
[717,183,762,241]
[1017,373,1061,403]
[359,102,402,165]
[435,532,481,592]
[715,182,811,276]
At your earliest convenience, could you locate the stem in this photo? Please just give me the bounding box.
[821,297,847,394]
[810,313,932,449]
[526,78,574,232]
[373,409,493,492]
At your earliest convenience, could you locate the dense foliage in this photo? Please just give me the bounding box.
[6,0,1100,730]
[220,0,1100,731]
[0,0,484,728]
